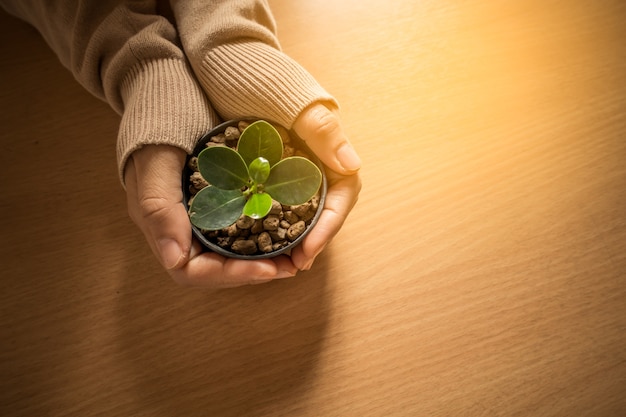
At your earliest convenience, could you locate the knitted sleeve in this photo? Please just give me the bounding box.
[0,0,218,183]
[170,0,338,129]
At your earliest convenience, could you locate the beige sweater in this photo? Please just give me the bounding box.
[0,0,336,182]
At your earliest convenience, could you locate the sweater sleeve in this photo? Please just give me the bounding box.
[0,0,218,183]
[170,0,338,129]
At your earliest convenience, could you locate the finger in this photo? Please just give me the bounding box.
[125,145,192,271]
[170,252,275,287]
[292,103,361,175]
[125,146,300,288]
[291,171,362,270]
[169,252,297,288]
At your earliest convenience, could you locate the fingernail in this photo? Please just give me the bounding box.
[276,268,297,279]
[301,259,314,271]
[302,244,326,271]
[337,143,362,172]
[314,243,327,259]
[158,238,183,270]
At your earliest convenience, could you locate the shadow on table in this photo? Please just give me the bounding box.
[115,248,332,416]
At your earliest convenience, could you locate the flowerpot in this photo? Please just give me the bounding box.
[182,118,327,259]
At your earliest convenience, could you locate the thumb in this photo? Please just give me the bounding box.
[125,145,192,271]
[292,103,361,175]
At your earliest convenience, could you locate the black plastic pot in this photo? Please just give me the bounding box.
[182,118,327,260]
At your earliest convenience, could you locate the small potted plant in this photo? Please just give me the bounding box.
[183,119,327,259]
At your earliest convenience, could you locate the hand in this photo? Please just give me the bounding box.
[289,103,362,270]
[123,104,360,286]
[124,144,298,288]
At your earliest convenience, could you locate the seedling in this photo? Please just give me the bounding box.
[188,120,322,231]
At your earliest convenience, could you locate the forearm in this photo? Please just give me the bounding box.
[2,1,184,110]
[170,0,337,128]
[1,0,217,182]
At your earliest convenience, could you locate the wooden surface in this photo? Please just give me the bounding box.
[2,1,625,415]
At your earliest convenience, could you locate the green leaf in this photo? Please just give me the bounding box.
[243,192,273,219]
[237,120,283,167]
[189,186,246,230]
[264,157,322,205]
[248,157,270,184]
[197,146,249,190]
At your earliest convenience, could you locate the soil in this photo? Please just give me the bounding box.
[186,120,322,256]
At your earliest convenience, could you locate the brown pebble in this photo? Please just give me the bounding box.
[226,223,239,237]
[224,126,241,140]
[257,232,273,253]
[263,215,280,231]
[190,171,208,190]
[310,195,320,211]
[280,220,291,229]
[210,133,226,143]
[269,227,287,241]
[287,221,306,241]
[283,211,299,224]
[216,236,234,248]
[299,208,315,223]
[236,215,255,229]
[282,146,295,158]
[205,142,224,148]
[273,124,291,144]
[251,219,265,234]
[292,203,311,218]
[231,239,257,255]
[187,157,198,171]
[238,121,250,132]
[269,200,283,215]
[273,241,289,251]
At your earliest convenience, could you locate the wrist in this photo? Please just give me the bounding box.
[195,41,338,128]
[116,58,218,186]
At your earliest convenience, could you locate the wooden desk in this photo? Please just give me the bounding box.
[2,1,625,415]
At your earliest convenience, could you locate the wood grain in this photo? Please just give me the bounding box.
[1,1,625,416]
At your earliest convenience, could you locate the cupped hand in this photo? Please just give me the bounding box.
[289,103,362,270]
[123,103,360,286]
[124,144,298,288]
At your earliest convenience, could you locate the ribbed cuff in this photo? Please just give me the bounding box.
[117,58,219,185]
[196,41,338,129]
